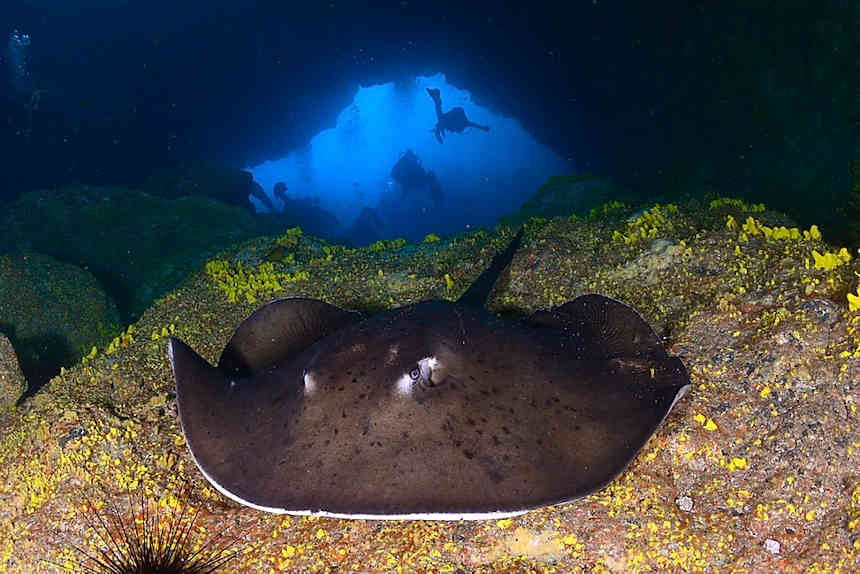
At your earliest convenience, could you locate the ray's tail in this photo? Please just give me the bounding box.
[457,227,524,308]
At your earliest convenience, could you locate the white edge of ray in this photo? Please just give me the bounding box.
[197,456,530,520]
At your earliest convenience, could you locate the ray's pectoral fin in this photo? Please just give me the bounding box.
[168,337,224,398]
[168,337,235,444]
[529,293,668,360]
[530,293,690,404]
[218,297,361,377]
[169,336,280,501]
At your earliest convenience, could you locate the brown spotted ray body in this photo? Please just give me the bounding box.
[168,229,690,519]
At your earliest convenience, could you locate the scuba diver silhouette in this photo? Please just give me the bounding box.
[426,88,490,143]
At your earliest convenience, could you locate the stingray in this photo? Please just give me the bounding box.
[168,229,690,520]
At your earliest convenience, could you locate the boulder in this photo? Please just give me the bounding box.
[0,185,280,321]
[141,161,259,209]
[499,174,635,227]
[0,251,120,395]
[0,333,25,410]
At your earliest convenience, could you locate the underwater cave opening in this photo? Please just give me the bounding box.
[247,73,570,244]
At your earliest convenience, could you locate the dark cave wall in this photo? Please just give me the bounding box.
[0,2,662,196]
[2,0,857,234]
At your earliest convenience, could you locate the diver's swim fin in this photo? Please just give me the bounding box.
[426,88,443,120]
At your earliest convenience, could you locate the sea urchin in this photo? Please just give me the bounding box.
[56,489,240,574]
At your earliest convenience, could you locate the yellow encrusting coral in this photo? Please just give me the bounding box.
[524,216,549,232]
[810,248,852,271]
[81,345,98,363]
[150,323,176,341]
[709,197,766,212]
[585,200,628,220]
[725,214,738,230]
[849,285,860,312]
[205,259,310,303]
[612,203,679,245]
[738,216,819,242]
[105,324,135,355]
[274,226,303,248]
[368,238,407,251]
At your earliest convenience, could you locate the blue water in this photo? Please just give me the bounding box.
[248,73,567,242]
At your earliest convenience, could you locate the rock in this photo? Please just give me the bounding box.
[0,205,856,572]
[141,160,260,209]
[612,237,684,284]
[800,298,840,327]
[499,174,635,227]
[0,185,280,321]
[677,495,694,512]
[0,251,120,395]
[495,527,564,563]
[0,333,26,410]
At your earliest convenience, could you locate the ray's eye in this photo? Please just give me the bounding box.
[396,357,447,396]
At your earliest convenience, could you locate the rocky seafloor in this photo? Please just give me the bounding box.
[0,198,857,573]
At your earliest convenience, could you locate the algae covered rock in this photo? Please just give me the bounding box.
[0,251,120,394]
[141,160,260,208]
[612,237,686,284]
[0,204,857,572]
[0,333,26,410]
[499,173,635,227]
[0,185,280,322]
